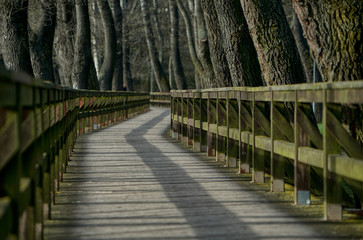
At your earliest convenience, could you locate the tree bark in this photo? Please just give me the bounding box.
[152,0,164,65]
[122,0,133,91]
[71,0,92,89]
[109,0,123,90]
[169,0,187,90]
[28,0,56,82]
[292,0,363,82]
[54,0,74,86]
[213,0,263,87]
[200,0,231,88]
[0,0,33,75]
[140,0,170,92]
[240,0,305,85]
[97,0,117,90]
[176,0,204,80]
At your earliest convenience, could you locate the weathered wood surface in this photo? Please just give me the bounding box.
[44,108,362,239]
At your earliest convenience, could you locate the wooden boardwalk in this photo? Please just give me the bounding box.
[44,108,362,240]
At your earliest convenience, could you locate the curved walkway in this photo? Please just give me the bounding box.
[44,108,361,240]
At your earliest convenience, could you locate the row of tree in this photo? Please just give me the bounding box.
[0,0,362,92]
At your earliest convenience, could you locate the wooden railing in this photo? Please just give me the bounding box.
[171,81,363,221]
[0,71,150,239]
[150,92,171,108]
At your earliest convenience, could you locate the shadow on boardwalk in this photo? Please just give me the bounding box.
[44,109,362,240]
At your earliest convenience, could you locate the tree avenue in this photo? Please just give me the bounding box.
[0,0,361,90]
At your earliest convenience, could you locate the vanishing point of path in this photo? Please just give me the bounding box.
[44,108,362,240]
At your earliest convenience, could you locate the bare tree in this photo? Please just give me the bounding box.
[140,0,170,92]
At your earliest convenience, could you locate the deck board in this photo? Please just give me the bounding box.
[44,108,362,240]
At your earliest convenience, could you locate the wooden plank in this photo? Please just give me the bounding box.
[274,140,295,159]
[273,106,294,142]
[0,81,17,107]
[255,136,272,152]
[326,109,362,159]
[0,197,12,240]
[0,111,19,171]
[298,147,324,168]
[21,110,35,152]
[328,155,363,182]
[296,107,323,149]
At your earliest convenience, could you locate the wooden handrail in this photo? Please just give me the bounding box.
[150,92,171,108]
[171,81,363,222]
[0,71,150,239]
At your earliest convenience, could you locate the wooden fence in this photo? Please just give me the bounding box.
[171,81,363,221]
[150,92,171,108]
[0,71,150,240]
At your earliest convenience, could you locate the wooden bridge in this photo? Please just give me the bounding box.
[1,72,363,239]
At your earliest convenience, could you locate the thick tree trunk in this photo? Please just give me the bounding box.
[0,0,33,75]
[97,0,117,90]
[213,0,263,87]
[71,0,92,89]
[140,0,170,92]
[194,0,214,89]
[109,0,123,91]
[54,0,74,86]
[28,0,56,82]
[240,0,305,85]
[200,0,231,88]
[292,0,363,82]
[169,0,187,90]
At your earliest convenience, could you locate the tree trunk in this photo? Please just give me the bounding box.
[213,0,263,87]
[97,0,117,90]
[109,0,123,91]
[121,0,133,91]
[169,0,187,90]
[292,0,363,82]
[152,0,164,66]
[89,1,101,78]
[54,0,74,86]
[140,0,170,92]
[0,0,33,75]
[240,0,305,85]
[176,0,204,80]
[28,0,56,82]
[194,0,214,89]
[71,0,92,89]
[200,0,231,88]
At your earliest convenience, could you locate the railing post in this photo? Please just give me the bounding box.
[207,92,215,156]
[323,89,342,221]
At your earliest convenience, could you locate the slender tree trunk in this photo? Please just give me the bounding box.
[169,0,187,90]
[176,0,204,80]
[140,0,170,92]
[0,0,33,75]
[168,56,176,89]
[200,0,232,88]
[89,1,101,77]
[122,0,133,91]
[240,0,305,85]
[97,0,117,90]
[71,0,92,89]
[109,0,123,90]
[152,0,164,65]
[28,0,56,82]
[213,0,263,87]
[292,0,363,82]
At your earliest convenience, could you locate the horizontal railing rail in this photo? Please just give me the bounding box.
[0,71,150,239]
[150,92,171,108]
[171,81,363,222]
